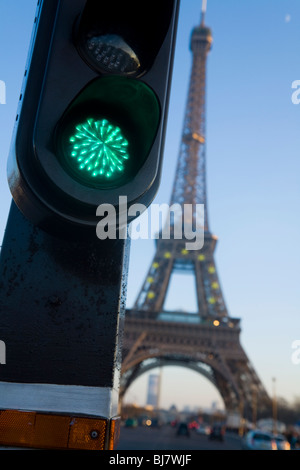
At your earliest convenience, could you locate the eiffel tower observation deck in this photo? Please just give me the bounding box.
[121,2,271,418]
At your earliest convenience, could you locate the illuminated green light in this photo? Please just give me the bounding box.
[56,76,160,189]
[68,118,129,180]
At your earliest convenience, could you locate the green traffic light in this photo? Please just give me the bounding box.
[56,76,160,189]
[69,118,130,181]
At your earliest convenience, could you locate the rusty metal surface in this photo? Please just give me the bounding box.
[0,202,129,388]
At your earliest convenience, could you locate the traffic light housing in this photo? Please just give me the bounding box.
[7,0,180,236]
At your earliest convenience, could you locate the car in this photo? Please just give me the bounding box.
[124,418,138,428]
[196,424,210,435]
[176,422,190,437]
[188,420,199,430]
[272,434,291,450]
[208,424,225,441]
[243,430,277,450]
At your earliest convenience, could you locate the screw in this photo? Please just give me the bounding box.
[90,430,99,440]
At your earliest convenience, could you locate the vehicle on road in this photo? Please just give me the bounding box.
[196,424,210,435]
[124,418,138,428]
[243,430,277,450]
[273,434,290,450]
[176,422,190,437]
[208,423,225,441]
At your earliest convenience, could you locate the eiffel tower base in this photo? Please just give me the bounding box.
[121,310,271,421]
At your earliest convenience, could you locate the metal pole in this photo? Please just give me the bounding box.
[0,202,130,449]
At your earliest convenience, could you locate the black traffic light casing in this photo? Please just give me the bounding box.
[7,0,180,236]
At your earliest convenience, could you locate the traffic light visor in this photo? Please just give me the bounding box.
[76,0,176,76]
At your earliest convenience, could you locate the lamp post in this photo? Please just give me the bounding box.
[272,377,277,435]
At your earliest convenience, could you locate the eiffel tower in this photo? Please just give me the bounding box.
[121,3,270,419]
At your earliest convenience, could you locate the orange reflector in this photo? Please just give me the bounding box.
[0,410,120,450]
[108,417,121,450]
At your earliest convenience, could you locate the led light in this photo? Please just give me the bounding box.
[147,291,155,299]
[86,34,140,75]
[68,118,129,182]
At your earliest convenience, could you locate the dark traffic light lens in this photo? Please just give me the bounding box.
[86,34,140,75]
[75,0,176,77]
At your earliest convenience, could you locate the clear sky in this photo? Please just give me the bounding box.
[0,0,300,413]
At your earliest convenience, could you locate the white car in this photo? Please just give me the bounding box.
[243,430,277,450]
[196,424,210,435]
[272,434,291,450]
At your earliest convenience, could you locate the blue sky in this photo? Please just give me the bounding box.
[0,0,300,412]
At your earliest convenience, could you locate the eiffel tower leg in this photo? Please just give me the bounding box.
[194,258,208,316]
[213,349,271,419]
[132,244,174,313]
[122,332,147,372]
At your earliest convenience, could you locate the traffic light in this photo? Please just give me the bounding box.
[7,0,180,236]
[1,0,181,451]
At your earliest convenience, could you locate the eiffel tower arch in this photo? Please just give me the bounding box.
[121,4,271,419]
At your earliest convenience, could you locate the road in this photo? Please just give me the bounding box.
[117,425,243,450]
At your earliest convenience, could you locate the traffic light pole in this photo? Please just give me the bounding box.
[0,201,130,449]
[0,0,180,450]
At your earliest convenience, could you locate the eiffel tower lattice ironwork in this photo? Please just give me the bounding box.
[121,5,270,417]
